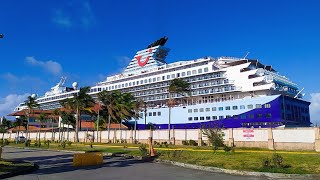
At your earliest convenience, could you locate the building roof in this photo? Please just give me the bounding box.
[81,121,128,130]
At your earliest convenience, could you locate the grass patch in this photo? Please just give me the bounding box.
[8,142,320,174]
[157,150,320,174]
[0,159,34,175]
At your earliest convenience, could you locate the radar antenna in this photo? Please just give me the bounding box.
[243,52,250,59]
[294,87,305,99]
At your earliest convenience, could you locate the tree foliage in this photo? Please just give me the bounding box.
[60,86,94,142]
[202,124,225,153]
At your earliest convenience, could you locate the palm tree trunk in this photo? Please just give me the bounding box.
[38,122,41,146]
[67,125,69,141]
[120,120,122,141]
[134,118,137,143]
[75,105,79,142]
[2,132,4,142]
[51,118,54,141]
[58,117,61,142]
[107,115,111,142]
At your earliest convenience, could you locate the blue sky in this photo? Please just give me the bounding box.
[0,0,319,123]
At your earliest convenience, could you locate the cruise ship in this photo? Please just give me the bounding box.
[15,37,311,129]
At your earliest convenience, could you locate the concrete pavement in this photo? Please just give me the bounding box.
[2,147,266,180]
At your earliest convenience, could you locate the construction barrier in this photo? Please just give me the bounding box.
[73,152,103,167]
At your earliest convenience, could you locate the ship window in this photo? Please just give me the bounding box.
[265,113,271,118]
[129,82,131,86]
[256,104,262,109]
[153,78,156,82]
[167,75,170,79]
[240,114,246,119]
[233,106,238,110]
[212,107,217,111]
[158,112,161,116]
[188,109,192,113]
[133,82,135,86]
[247,104,253,109]
[257,114,263,118]
[198,69,202,73]
[219,116,224,119]
[206,116,210,120]
[248,114,254,119]
[233,115,239,119]
[157,77,160,81]
[171,74,175,78]
[149,112,152,116]
[226,115,231,119]
[205,108,210,112]
[194,117,199,121]
[182,72,186,77]
[219,107,223,111]
[125,83,128,87]
[264,104,271,108]
[177,73,180,77]
[153,112,156,116]
[140,113,143,117]
[212,116,217,120]
[188,117,192,121]
[204,67,208,72]
[240,105,245,109]
[194,109,198,113]
[162,76,165,80]
[137,81,139,85]
[200,117,205,120]
[199,108,204,112]
[144,79,147,83]
[192,70,196,74]
[187,71,191,75]
[226,106,231,110]
[149,78,151,83]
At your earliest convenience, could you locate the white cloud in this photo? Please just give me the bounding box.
[1,73,19,82]
[310,93,320,126]
[0,93,30,118]
[52,1,96,29]
[52,9,72,28]
[26,56,62,75]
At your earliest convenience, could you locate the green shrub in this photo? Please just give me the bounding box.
[272,153,284,167]
[66,141,72,146]
[59,140,66,149]
[188,140,198,146]
[139,144,148,156]
[223,145,234,153]
[24,140,31,147]
[44,140,51,147]
[182,140,188,146]
[161,142,169,148]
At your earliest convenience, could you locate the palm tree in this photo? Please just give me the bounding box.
[132,98,145,143]
[60,86,94,142]
[97,90,136,142]
[60,111,76,141]
[97,90,117,142]
[24,95,39,142]
[52,108,61,142]
[13,117,27,140]
[168,78,191,141]
[0,117,12,141]
[37,112,47,146]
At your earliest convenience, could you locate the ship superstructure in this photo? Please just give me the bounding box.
[14,37,311,129]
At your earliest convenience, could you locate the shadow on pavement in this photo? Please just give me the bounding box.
[7,150,146,176]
